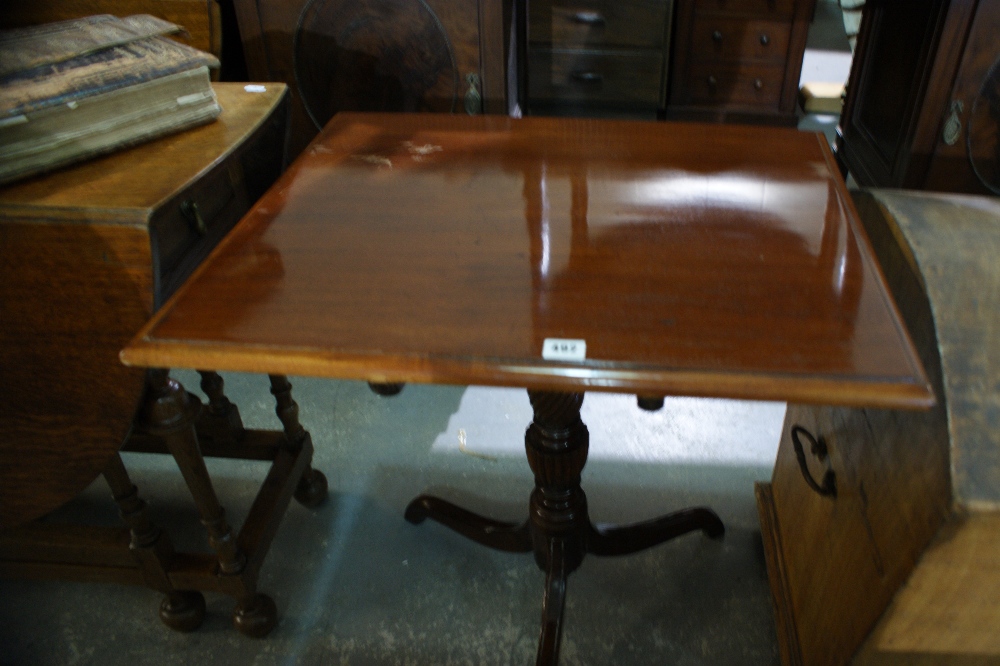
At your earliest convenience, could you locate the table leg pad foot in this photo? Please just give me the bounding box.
[294,468,328,508]
[159,590,206,632]
[233,593,278,638]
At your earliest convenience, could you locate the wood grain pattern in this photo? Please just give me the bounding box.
[854,512,1000,663]
[0,83,288,529]
[123,113,931,409]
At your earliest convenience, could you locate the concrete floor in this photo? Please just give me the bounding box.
[1,379,786,665]
[0,4,852,664]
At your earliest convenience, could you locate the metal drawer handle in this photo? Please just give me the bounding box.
[464,73,482,115]
[712,30,723,43]
[180,200,207,236]
[791,425,837,498]
[707,75,718,88]
[759,33,770,46]
[572,11,605,25]
[754,78,764,91]
[571,71,603,84]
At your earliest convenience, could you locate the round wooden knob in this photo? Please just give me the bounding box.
[712,30,723,43]
[707,75,718,87]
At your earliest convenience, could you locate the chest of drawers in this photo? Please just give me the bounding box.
[0,83,288,528]
[668,0,815,124]
[525,0,674,115]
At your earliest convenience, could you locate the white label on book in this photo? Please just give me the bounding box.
[542,338,587,362]
[0,115,28,128]
[244,84,267,93]
[177,92,212,106]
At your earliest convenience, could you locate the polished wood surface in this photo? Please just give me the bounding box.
[0,83,288,528]
[123,113,931,408]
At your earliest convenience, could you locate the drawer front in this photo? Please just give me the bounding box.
[152,160,245,301]
[687,62,784,107]
[529,0,671,49]
[528,48,664,107]
[695,0,796,18]
[689,16,791,61]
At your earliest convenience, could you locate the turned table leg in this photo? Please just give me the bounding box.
[268,375,328,508]
[103,451,207,632]
[406,389,725,665]
[139,369,246,576]
[138,369,278,636]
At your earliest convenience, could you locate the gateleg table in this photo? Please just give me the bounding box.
[121,113,933,664]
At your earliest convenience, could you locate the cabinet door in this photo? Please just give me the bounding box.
[233,0,506,158]
[922,2,1000,195]
[837,0,945,184]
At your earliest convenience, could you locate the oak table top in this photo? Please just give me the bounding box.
[121,113,932,410]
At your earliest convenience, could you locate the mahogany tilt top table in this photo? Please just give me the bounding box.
[122,113,933,663]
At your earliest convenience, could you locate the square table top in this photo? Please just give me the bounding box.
[122,113,932,409]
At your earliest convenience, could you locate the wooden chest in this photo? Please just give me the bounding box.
[668,0,816,124]
[757,188,1000,664]
[0,83,288,529]
[525,0,674,115]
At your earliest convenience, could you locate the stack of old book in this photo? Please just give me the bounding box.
[0,14,221,185]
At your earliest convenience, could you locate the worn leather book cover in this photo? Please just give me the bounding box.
[0,15,221,184]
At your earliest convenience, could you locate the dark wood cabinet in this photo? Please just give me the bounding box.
[836,0,1000,195]
[522,0,816,122]
[524,0,674,116]
[667,0,816,125]
[232,0,509,158]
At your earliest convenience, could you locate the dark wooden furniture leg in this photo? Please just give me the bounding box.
[103,452,207,631]
[406,390,724,665]
[125,369,328,636]
[268,374,328,507]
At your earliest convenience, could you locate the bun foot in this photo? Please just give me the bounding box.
[294,468,328,508]
[233,593,278,637]
[368,382,404,396]
[159,590,206,632]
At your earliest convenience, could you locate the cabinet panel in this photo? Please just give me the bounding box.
[528,48,664,107]
[836,0,1000,195]
[694,0,796,18]
[688,16,790,61]
[529,0,669,49]
[668,0,814,124]
[687,62,784,107]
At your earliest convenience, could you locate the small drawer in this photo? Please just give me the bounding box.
[151,161,247,303]
[528,48,664,107]
[689,16,791,61]
[529,0,671,49]
[687,62,784,107]
[695,0,796,18]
